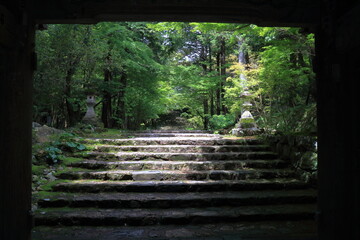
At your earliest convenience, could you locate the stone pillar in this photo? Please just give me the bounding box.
[0,2,34,240]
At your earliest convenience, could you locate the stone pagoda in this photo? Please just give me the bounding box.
[232,88,260,136]
[231,42,260,136]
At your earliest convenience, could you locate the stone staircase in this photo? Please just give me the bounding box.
[34,130,316,235]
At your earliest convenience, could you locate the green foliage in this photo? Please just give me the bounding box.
[253,29,316,134]
[58,156,84,165]
[43,146,63,164]
[33,132,87,165]
[209,114,235,130]
[34,23,171,130]
[52,133,87,152]
[33,144,62,165]
[34,23,316,134]
[222,27,316,135]
[32,165,46,176]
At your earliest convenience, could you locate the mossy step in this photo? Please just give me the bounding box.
[37,189,317,208]
[69,159,288,171]
[52,179,309,193]
[135,130,213,133]
[82,138,263,146]
[57,169,296,181]
[32,220,317,240]
[79,151,278,161]
[91,144,271,153]
[124,133,220,138]
[34,204,316,226]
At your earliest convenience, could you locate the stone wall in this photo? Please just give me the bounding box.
[264,135,317,186]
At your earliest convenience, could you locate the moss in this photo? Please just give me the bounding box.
[223,136,258,140]
[33,191,64,199]
[82,128,123,138]
[40,179,71,191]
[72,151,91,158]
[58,156,84,165]
[72,179,105,183]
[56,167,91,174]
[35,207,99,213]
[32,165,46,175]
[84,145,97,151]
[35,178,50,186]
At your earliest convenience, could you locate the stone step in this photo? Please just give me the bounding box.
[37,189,317,208]
[34,204,316,226]
[135,130,213,133]
[124,133,220,138]
[80,152,278,161]
[52,179,308,193]
[92,144,271,153]
[32,220,317,240]
[83,137,262,146]
[69,159,289,171]
[57,169,296,181]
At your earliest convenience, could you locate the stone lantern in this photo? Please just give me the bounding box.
[82,94,99,125]
[231,88,260,136]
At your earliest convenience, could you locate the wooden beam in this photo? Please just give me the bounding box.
[0,2,34,239]
[335,3,360,52]
[34,0,319,26]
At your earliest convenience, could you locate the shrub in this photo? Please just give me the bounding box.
[33,132,87,165]
[52,133,86,152]
[209,114,235,130]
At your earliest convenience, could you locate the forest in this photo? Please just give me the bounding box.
[34,22,316,134]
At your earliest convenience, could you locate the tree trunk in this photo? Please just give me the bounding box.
[203,98,209,130]
[208,44,215,116]
[200,45,207,72]
[216,51,221,115]
[208,43,213,72]
[117,72,127,129]
[102,67,113,128]
[64,66,77,127]
[220,38,227,114]
[210,90,215,116]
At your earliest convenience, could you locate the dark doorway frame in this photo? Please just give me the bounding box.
[1,1,360,239]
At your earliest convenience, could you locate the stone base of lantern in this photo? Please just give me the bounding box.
[231,127,261,136]
[82,116,103,127]
[232,111,261,136]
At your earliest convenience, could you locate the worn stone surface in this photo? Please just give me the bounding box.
[52,179,309,193]
[32,220,317,240]
[81,151,278,161]
[70,159,288,171]
[35,204,316,226]
[264,135,317,185]
[83,137,262,146]
[33,125,65,143]
[137,130,212,133]
[37,190,316,208]
[57,169,296,181]
[93,144,271,153]
[34,130,316,237]
[124,133,220,138]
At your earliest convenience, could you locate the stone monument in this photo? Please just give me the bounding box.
[231,88,260,136]
[232,40,260,136]
[231,89,260,136]
[82,95,100,126]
